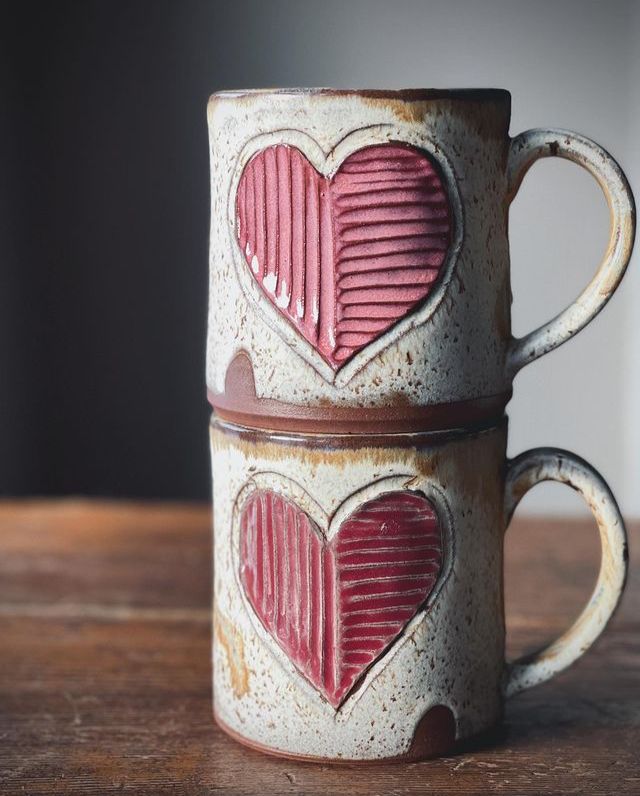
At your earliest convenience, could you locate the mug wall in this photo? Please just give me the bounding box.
[211,419,508,761]
[206,91,513,418]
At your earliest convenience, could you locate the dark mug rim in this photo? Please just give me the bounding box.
[210,87,511,103]
[210,413,508,450]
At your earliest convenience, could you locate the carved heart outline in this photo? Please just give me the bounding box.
[231,472,454,713]
[226,125,464,386]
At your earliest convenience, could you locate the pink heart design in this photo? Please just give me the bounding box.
[236,143,453,370]
[239,489,443,708]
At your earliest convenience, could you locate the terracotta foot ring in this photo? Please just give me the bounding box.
[214,704,457,764]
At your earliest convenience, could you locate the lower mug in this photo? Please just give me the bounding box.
[209,416,627,762]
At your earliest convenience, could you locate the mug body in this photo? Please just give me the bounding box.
[211,417,508,761]
[206,88,634,763]
[207,88,512,432]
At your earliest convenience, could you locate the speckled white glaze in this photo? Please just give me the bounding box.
[206,89,634,414]
[210,419,628,761]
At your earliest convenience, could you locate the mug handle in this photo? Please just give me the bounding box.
[506,129,635,377]
[503,447,628,698]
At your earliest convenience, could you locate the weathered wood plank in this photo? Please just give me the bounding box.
[0,501,637,794]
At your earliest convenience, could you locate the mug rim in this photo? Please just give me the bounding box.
[210,87,511,103]
[210,413,508,449]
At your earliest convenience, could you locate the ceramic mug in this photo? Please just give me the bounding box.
[206,88,635,433]
[210,417,627,762]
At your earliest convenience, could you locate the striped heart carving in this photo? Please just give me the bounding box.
[239,488,443,708]
[236,143,453,371]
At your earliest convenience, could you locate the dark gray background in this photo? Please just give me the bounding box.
[1,1,638,513]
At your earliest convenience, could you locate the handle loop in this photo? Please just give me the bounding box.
[503,447,628,698]
[507,128,635,377]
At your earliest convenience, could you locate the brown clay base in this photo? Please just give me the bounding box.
[208,351,511,435]
[213,704,459,764]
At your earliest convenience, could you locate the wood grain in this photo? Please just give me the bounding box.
[0,500,638,795]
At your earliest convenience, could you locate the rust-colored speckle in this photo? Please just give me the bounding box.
[387,390,413,407]
[212,425,420,471]
[361,97,429,124]
[211,420,506,498]
[355,94,510,137]
[214,608,250,699]
[410,452,438,480]
[598,210,635,297]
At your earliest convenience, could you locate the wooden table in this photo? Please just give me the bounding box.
[0,501,638,795]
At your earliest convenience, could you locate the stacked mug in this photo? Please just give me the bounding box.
[206,88,635,762]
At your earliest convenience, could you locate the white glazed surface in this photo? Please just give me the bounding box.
[207,92,512,407]
[210,422,629,760]
[211,423,507,760]
[206,92,635,413]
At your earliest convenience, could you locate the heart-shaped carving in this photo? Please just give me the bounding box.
[236,143,453,370]
[239,488,443,707]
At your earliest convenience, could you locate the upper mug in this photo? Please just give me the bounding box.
[206,88,635,433]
